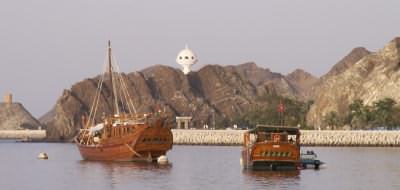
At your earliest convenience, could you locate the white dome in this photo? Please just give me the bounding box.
[176,45,198,66]
[176,45,198,75]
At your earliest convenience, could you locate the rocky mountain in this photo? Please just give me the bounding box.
[225,62,297,100]
[309,47,371,99]
[307,37,400,127]
[286,69,318,100]
[226,62,318,100]
[225,62,284,86]
[38,36,400,139]
[41,63,316,141]
[0,103,42,130]
[323,47,371,79]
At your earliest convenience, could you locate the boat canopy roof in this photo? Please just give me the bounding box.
[88,123,104,135]
[246,125,300,135]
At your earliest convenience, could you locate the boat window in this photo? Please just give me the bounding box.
[272,133,281,142]
[265,134,271,141]
[257,133,266,142]
[281,133,288,141]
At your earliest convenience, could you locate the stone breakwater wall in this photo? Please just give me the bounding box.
[172,129,400,146]
[0,130,46,140]
[302,130,400,146]
[172,129,244,145]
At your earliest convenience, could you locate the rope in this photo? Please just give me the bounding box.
[125,143,142,157]
[85,44,140,133]
[91,74,105,126]
[87,55,108,128]
[115,73,126,114]
[117,73,131,114]
[120,73,137,114]
[91,60,107,126]
[118,73,134,114]
[112,58,137,115]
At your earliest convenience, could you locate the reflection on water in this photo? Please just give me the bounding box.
[79,160,172,173]
[78,161,172,189]
[243,170,300,189]
[2,144,400,190]
[243,170,300,178]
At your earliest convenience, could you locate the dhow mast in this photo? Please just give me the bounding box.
[108,40,119,116]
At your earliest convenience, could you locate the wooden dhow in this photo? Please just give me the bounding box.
[241,125,300,170]
[75,41,173,161]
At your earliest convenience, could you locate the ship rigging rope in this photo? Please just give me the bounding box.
[91,69,106,126]
[112,58,137,114]
[117,72,134,114]
[112,55,128,115]
[86,56,108,128]
[114,72,126,114]
[111,54,120,115]
[86,45,139,130]
[116,74,130,114]
[116,72,130,114]
[120,73,137,114]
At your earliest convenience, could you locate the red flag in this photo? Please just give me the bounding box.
[278,101,285,113]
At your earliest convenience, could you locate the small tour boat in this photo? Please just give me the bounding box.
[241,125,301,170]
[300,150,324,169]
[74,41,173,162]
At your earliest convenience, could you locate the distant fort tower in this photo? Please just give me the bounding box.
[176,45,198,75]
[3,93,12,104]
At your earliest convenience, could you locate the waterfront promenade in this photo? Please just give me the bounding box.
[172,129,400,146]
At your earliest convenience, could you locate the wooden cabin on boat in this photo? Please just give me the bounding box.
[241,125,300,170]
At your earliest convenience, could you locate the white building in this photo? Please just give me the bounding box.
[176,45,198,75]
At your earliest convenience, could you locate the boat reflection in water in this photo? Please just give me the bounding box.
[243,170,300,178]
[79,160,173,170]
[78,160,172,189]
[243,170,300,188]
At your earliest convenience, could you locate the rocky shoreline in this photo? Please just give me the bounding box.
[172,129,400,146]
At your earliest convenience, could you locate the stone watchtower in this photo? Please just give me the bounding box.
[3,93,12,104]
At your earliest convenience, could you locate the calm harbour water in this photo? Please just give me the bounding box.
[1,142,400,190]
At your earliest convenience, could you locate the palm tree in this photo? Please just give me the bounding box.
[372,98,396,129]
[349,99,364,117]
[348,99,366,129]
[323,111,341,130]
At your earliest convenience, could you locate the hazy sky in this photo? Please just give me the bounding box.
[1,0,400,117]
